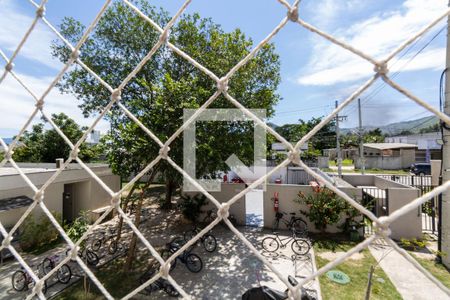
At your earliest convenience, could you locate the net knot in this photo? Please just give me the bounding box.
[159,30,170,44]
[111,193,121,208]
[111,89,121,101]
[70,148,79,160]
[33,280,45,295]
[159,145,170,159]
[216,77,229,93]
[374,62,388,76]
[34,190,44,203]
[1,235,12,248]
[160,262,171,278]
[4,151,12,161]
[373,216,391,237]
[218,203,230,220]
[287,7,299,22]
[36,6,46,18]
[35,99,44,110]
[69,246,79,260]
[288,150,300,165]
[70,49,80,60]
[4,62,14,72]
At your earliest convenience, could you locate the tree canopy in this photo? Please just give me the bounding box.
[13,113,100,163]
[52,1,281,205]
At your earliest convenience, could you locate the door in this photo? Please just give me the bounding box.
[63,191,73,224]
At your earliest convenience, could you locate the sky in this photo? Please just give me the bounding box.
[0,0,448,138]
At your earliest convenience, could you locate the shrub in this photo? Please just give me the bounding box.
[179,194,207,223]
[295,186,354,233]
[64,211,90,243]
[20,212,61,252]
[400,238,428,251]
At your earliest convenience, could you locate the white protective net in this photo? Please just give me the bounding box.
[0,0,450,299]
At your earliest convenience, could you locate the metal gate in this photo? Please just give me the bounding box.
[362,187,388,236]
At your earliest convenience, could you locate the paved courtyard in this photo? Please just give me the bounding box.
[136,227,321,299]
[0,208,320,299]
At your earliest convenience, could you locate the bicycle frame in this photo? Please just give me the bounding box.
[273,233,296,247]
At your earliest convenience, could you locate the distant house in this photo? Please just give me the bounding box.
[384,132,442,162]
[354,143,417,170]
[0,162,120,228]
[85,130,101,145]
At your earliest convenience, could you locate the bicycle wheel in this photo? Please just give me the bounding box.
[261,237,279,252]
[291,239,310,255]
[161,249,176,271]
[12,270,27,291]
[57,264,72,284]
[91,239,102,252]
[185,253,202,273]
[42,257,54,275]
[202,234,217,252]
[108,239,118,255]
[163,283,180,297]
[85,249,99,266]
[292,218,308,235]
[272,219,280,232]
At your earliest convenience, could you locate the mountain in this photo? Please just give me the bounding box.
[341,115,439,136]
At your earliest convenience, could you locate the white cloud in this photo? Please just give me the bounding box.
[297,0,447,86]
[0,72,110,137]
[0,0,62,71]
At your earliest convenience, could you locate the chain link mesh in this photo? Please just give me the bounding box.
[0,0,450,299]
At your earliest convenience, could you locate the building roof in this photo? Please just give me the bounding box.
[0,195,33,212]
[363,143,417,150]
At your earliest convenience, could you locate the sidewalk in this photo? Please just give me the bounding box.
[369,239,448,300]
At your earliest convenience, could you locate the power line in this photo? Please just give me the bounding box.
[342,25,446,117]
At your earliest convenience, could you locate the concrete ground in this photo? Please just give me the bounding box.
[245,190,264,227]
[0,204,321,299]
[369,239,449,300]
[137,227,321,299]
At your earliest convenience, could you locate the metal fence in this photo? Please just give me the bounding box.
[0,0,450,299]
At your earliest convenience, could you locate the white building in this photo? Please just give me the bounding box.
[0,162,120,228]
[385,132,442,162]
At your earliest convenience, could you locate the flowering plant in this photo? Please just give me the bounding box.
[295,186,353,233]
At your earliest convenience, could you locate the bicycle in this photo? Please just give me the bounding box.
[160,239,203,273]
[91,228,122,255]
[139,268,179,297]
[66,245,99,266]
[272,211,307,235]
[40,254,72,284]
[183,226,217,252]
[11,266,48,294]
[261,232,310,255]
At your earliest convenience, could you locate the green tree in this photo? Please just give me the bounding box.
[13,113,100,163]
[275,117,336,157]
[52,1,281,270]
[52,1,280,205]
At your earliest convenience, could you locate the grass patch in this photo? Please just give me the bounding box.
[328,159,353,167]
[56,253,154,299]
[411,254,450,289]
[313,237,401,300]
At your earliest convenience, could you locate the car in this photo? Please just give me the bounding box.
[410,163,431,176]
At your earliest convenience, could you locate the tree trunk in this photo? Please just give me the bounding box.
[115,182,138,242]
[123,170,157,271]
[163,179,175,209]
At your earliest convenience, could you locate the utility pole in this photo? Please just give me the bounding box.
[441,0,450,269]
[336,100,342,177]
[358,98,365,174]
[335,101,347,177]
